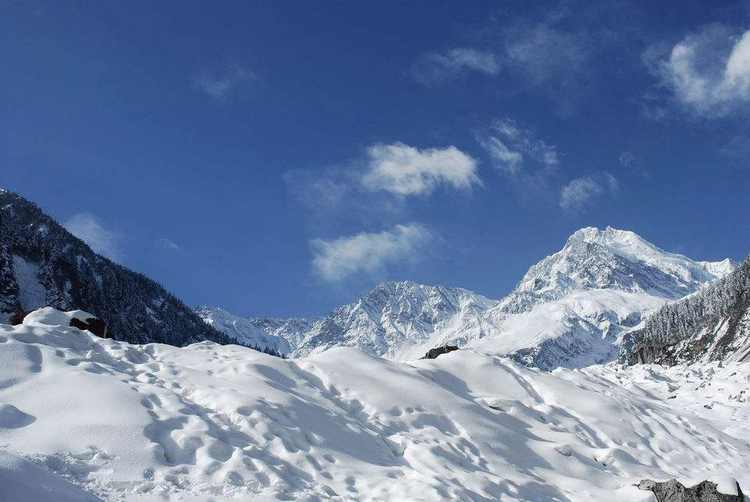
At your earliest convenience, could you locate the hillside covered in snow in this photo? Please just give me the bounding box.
[621,256,750,366]
[201,227,734,369]
[0,189,229,346]
[1,308,749,501]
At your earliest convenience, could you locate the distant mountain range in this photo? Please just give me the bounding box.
[0,189,229,346]
[199,226,736,368]
[2,188,744,368]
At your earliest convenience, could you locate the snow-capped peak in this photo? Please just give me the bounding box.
[503,226,733,313]
[200,227,735,369]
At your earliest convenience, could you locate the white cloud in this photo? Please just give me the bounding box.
[479,136,523,175]
[478,118,558,175]
[412,48,500,85]
[559,172,620,212]
[653,25,750,116]
[559,176,609,212]
[64,213,122,261]
[311,224,432,282]
[361,143,480,196]
[194,64,256,100]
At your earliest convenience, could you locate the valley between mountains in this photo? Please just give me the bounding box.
[1,190,749,501]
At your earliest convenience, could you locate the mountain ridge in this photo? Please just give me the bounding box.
[0,189,230,346]
[200,226,734,367]
[621,255,750,365]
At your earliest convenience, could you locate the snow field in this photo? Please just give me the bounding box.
[1,308,749,501]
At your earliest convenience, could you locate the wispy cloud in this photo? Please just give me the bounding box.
[559,172,619,212]
[498,14,595,115]
[618,151,650,177]
[619,151,637,169]
[411,48,500,85]
[193,64,256,100]
[156,237,182,252]
[311,224,433,282]
[646,24,750,117]
[361,143,480,196]
[478,118,558,176]
[559,177,603,211]
[503,23,590,88]
[64,213,122,261]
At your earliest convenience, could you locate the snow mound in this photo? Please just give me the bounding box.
[0,450,102,502]
[1,308,749,501]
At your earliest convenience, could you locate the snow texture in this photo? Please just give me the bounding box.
[1,308,749,501]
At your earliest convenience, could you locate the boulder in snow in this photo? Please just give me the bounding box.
[422,345,459,360]
[637,479,744,502]
[69,316,108,339]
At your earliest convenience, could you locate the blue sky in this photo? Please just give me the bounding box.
[2,1,750,317]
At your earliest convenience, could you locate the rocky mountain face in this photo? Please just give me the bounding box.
[202,227,734,368]
[293,281,499,359]
[0,189,229,346]
[499,227,734,314]
[621,256,750,366]
[199,282,498,360]
[483,227,735,369]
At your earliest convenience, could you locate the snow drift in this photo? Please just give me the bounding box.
[1,308,749,501]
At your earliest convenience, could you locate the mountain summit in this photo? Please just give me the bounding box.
[500,226,734,313]
[202,226,734,368]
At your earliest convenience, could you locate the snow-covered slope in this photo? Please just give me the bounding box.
[499,226,734,313]
[202,227,733,368]
[0,189,229,346]
[621,256,750,366]
[1,309,749,501]
[194,306,301,354]
[475,227,735,369]
[294,281,498,359]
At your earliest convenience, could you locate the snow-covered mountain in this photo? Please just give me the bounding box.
[0,189,229,346]
[195,306,312,354]
[621,256,750,365]
[198,282,497,359]
[2,308,748,501]
[498,226,734,313]
[481,227,735,369]
[294,281,499,359]
[202,227,734,368]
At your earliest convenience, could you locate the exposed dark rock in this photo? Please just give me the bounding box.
[70,316,109,339]
[637,479,744,502]
[422,345,459,360]
[8,308,25,326]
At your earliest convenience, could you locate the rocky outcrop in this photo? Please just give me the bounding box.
[637,479,744,502]
[421,345,459,360]
[69,316,109,339]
